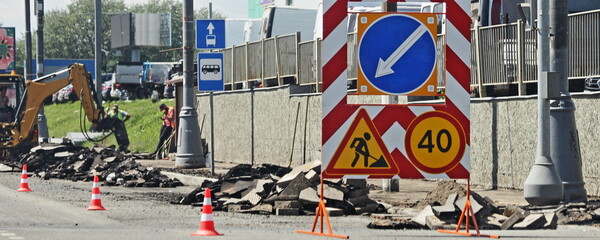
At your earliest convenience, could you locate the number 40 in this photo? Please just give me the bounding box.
[417,129,452,153]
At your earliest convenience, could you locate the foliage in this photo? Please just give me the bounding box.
[14,0,224,74]
[45,98,175,153]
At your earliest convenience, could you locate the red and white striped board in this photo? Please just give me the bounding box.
[322,0,471,179]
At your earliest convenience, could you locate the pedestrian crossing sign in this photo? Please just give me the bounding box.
[324,108,400,177]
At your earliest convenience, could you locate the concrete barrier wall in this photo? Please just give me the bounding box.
[196,87,600,196]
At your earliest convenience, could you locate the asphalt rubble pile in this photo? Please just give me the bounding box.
[2,143,183,188]
[369,181,600,230]
[176,160,385,216]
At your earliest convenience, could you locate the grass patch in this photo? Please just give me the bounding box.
[45,99,175,153]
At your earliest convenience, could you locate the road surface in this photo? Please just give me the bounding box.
[1,172,599,240]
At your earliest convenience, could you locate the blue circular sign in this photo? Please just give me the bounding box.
[358,14,437,95]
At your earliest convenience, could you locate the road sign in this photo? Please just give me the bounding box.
[405,111,466,174]
[324,108,400,177]
[198,52,224,91]
[0,27,16,73]
[196,20,225,49]
[357,13,438,95]
[321,1,471,180]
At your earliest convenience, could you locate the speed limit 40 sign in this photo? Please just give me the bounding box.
[405,111,466,174]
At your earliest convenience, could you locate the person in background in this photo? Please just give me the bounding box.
[107,104,131,152]
[0,86,10,109]
[0,87,11,122]
[153,103,176,156]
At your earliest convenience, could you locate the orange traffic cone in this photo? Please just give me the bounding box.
[190,188,223,236]
[17,164,32,192]
[87,175,106,210]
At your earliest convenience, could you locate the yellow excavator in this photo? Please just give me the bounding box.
[0,63,107,152]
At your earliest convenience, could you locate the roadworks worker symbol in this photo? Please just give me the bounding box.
[324,108,400,176]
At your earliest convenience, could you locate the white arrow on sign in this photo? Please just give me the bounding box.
[375,24,428,78]
[207,22,215,34]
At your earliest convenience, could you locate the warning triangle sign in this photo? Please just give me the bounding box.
[324,108,400,177]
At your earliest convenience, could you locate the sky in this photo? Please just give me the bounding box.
[0,0,248,38]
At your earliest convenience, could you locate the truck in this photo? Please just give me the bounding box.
[108,62,143,100]
[314,1,446,39]
[260,6,318,41]
[243,19,262,43]
[224,19,261,47]
[478,0,600,26]
[109,61,176,100]
[0,64,109,153]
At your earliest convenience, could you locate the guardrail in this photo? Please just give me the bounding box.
[220,32,302,90]
[473,9,600,96]
[216,9,600,96]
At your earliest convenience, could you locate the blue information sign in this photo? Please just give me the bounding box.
[358,14,437,95]
[198,52,224,91]
[196,20,225,49]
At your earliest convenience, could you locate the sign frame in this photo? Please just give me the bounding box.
[357,13,438,96]
[321,0,471,179]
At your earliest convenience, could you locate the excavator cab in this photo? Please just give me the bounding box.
[0,71,25,124]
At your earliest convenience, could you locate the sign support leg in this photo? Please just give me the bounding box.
[296,176,348,239]
[437,179,499,238]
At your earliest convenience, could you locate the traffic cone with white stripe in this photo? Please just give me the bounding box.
[17,164,32,192]
[87,175,106,210]
[190,188,223,236]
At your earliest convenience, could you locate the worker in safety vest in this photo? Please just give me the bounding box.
[107,104,131,152]
[153,103,175,156]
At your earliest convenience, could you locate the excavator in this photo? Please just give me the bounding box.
[0,63,108,155]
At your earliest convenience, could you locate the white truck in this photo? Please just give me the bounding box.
[224,19,262,47]
[260,6,318,41]
[109,61,174,100]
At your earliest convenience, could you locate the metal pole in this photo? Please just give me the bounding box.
[380,1,399,193]
[523,0,563,206]
[25,0,32,81]
[36,0,49,141]
[250,87,255,166]
[210,93,215,174]
[176,0,205,168]
[381,1,396,12]
[549,0,587,203]
[208,2,215,174]
[94,0,102,103]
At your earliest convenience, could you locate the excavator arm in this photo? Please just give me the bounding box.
[3,63,104,147]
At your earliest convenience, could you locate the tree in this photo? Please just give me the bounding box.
[14,0,224,74]
[43,0,126,71]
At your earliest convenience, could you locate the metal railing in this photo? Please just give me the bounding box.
[472,9,600,96]
[215,9,600,95]
[570,10,600,79]
[220,32,302,90]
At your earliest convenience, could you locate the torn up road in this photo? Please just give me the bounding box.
[0,143,184,188]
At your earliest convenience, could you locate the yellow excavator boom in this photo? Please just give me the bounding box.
[2,63,104,148]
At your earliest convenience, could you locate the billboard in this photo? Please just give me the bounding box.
[111,13,132,49]
[0,27,16,74]
[133,13,172,47]
[111,13,172,49]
